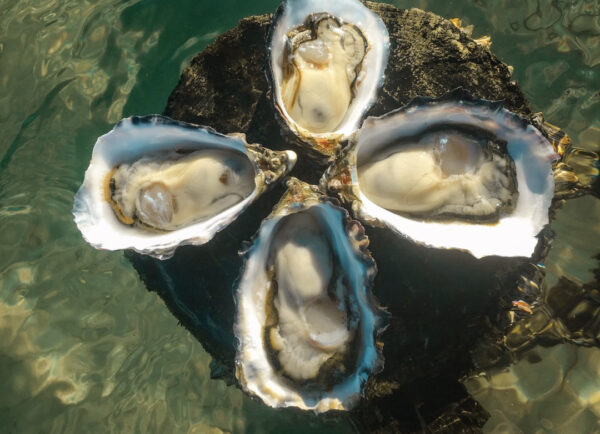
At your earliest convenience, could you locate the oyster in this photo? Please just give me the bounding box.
[73,115,296,259]
[234,178,383,412]
[267,0,389,157]
[322,92,559,258]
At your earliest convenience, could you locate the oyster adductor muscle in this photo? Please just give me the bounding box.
[235,178,383,412]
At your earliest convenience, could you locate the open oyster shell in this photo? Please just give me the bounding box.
[234,178,384,412]
[73,115,296,259]
[321,92,559,259]
[267,0,389,157]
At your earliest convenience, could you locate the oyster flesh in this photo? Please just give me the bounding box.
[357,128,519,221]
[322,92,559,258]
[108,148,255,231]
[268,0,389,157]
[73,115,296,259]
[235,178,384,412]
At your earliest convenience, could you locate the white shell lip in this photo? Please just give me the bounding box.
[234,178,382,412]
[324,93,560,259]
[73,115,296,259]
[267,0,390,153]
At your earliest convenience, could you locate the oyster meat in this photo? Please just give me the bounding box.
[268,0,389,156]
[358,129,518,221]
[235,178,383,412]
[108,148,255,231]
[322,93,559,258]
[73,115,296,259]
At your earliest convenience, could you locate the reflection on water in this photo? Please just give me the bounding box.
[466,344,600,433]
[547,195,600,287]
[0,0,599,432]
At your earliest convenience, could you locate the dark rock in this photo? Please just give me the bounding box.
[129,2,546,432]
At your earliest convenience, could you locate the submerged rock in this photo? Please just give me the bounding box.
[129,3,560,432]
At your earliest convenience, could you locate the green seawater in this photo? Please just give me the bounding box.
[0,0,599,432]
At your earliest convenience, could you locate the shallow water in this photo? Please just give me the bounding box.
[0,0,599,433]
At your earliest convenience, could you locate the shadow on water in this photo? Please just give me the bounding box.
[125,182,360,434]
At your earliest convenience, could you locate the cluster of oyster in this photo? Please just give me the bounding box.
[73,0,559,413]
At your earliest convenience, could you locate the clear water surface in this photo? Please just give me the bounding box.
[0,0,599,432]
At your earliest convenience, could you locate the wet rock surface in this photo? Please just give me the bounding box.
[130,3,545,432]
